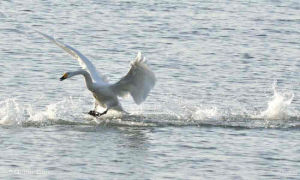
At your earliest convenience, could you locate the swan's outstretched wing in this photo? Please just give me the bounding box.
[37,31,107,84]
[111,52,156,104]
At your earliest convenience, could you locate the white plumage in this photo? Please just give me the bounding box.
[38,32,156,116]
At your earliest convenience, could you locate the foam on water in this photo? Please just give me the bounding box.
[0,82,299,128]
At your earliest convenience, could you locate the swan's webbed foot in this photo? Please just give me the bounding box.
[88,109,108,117]
[88,110,99,117]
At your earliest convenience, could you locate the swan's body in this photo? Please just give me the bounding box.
[39,32,156,116]
[65,70,124,113]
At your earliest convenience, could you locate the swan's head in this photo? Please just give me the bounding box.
[60,70,85,81]
[60,72,71,81]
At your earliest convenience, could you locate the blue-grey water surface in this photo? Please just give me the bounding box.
[1,0,300,179]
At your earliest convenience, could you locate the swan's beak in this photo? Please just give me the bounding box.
[60,73,68,81]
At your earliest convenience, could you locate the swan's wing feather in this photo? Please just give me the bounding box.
[111,52,156,104]
[37,31,107,84]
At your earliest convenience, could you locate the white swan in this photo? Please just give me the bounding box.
[38,32,156,116]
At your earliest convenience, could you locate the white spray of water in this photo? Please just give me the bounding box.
[176,81,295,123]
[0,97,87,125]
[191,106,219,120]
[0,98,25,125]
[260,81,294,120]
[0,81,296,127]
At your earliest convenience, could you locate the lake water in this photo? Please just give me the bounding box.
[0,0,300,179]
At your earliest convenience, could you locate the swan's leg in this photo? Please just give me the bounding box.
[88,101,100,116]
[89,100,120,117]
[99,108,108,116]
[88,108,108,117]
[96,99,121,116]
[97,102,110,116]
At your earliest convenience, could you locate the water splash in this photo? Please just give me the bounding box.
[0,98,25,125]
[191,106,219,120]
[0,81,299,129]
[259,81,294,120]
[0,97,87,125]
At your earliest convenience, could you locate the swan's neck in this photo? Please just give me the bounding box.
[72,70,94,91]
